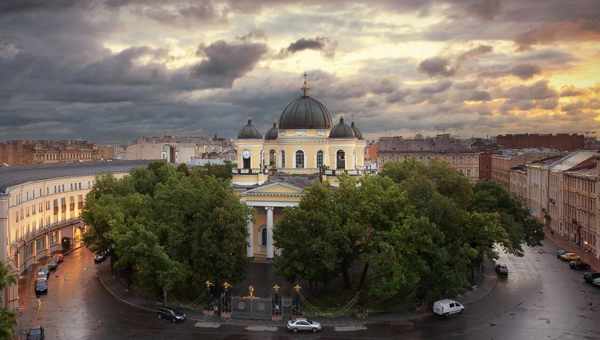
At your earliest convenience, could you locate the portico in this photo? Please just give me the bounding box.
[240,182,304,260]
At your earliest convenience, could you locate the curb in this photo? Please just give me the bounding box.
[96,265,498,327]
[96,271,157,313]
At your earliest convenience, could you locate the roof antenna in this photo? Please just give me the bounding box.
[302,72,309,97]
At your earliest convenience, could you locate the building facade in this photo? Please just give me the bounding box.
[0,140,110,166]
[497,133,584,151]
[233,80,367,261]
[124,135,235,164]
[562,163,598,257]
[377,135,480,182]
[0,161,150,310]
[492,150,559,192]
[509,165,528,204]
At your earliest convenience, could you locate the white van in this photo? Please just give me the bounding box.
[433,299,464,316]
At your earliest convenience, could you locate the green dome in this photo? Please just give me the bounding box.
[238,119,262,139]
[279,95,333,129]
[329,117,355,138]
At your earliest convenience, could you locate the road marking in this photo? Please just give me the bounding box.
[246,325,278,332]
[334,325,367,332]
[194,321,221,328]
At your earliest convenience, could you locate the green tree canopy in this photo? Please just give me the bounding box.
[83,161,249,302]
[274,160,543,305]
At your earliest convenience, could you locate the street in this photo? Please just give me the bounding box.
[18,242,600,339]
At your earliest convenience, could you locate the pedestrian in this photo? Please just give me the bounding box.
[36,298,42,313]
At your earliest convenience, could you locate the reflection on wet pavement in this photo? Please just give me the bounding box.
[17,242,600,339]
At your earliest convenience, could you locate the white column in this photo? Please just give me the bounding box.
[266,207,274,259]
[246,214,254,258]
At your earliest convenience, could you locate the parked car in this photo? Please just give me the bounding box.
[560,252,580,262]
[94,250,109,264]
[54,254,64,263]
[569,259,590,270]
[157,307,186,323]
[47,258,58,271]
[26,326,44,340]
[35,279,48,296]
[495,264,509,276]
[593,278,600,288]
[584,272,600,284]
[36,266,50,280]
[286,318,322,333]
[433,299,464,317]
[556,249,568,258]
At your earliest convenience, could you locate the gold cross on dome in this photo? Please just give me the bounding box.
[302,72,309,96]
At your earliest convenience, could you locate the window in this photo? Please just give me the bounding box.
[316,150,324,168]
[336,150,346,170]
[295,150,304,169]
[260,225,268,246]
[269,150,276,168]
[281,150,285,168]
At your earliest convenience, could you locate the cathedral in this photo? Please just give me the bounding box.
[233,77,367,261]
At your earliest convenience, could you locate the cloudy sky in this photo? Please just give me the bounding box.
[1,0,599,143]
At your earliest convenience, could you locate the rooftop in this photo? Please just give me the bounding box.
[0,160,152,193]
[549,151,599,172]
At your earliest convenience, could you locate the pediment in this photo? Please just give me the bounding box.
[241,182,304,196]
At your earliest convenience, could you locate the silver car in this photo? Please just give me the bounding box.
[287,318,322,333]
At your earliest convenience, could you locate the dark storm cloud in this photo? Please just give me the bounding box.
[278,37,337,58]
[467,90,492,102]
[419,57,453,77]
[191,40,268,89]
[418,45,492,77]
[420,80,453,94]
[509,64,541,80]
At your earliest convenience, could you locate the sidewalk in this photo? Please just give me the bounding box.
[544,229,600,272]
[96,259,498,327]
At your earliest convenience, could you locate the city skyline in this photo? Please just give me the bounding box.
[1,0,599,143]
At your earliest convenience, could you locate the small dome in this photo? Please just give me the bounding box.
[351,122,363,140]
[279,95,333,129]
[329,117,355,139]
[265,123,278,140]
[238,119,262,139]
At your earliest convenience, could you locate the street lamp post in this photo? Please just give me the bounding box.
[272,284,281,321]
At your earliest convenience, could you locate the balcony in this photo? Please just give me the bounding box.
[322,169,377,176]
[232,168,267,175]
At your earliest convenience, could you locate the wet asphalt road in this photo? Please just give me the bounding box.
[18,241,600,340]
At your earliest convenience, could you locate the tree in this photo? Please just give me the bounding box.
[83,161,249,302]
[275,159,544,306]
[471,181,544,255]
[0,261,15,339]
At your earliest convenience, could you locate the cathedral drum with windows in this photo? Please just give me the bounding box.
[233,79,367,261]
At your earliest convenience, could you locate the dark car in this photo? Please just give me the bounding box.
[47,259,58,271]
[556,249,568,258]
[26,327,44,340]
[569,259,590,270]
[495,264,509,276]
[593,278,600,288]
[584,272,600,284]
[35,279,48,296]
[157,307,186,323]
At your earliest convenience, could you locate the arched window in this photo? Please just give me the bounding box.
[269,150,276,168]
[260,225,267,246]
[336,150,346,170]
[281,150,286,168]
[242,150,251,169]
[295,150,305,168]
[316,150,324,168]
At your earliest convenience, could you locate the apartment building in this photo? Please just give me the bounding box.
[0,161,150,310]
[378,134,480,182]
